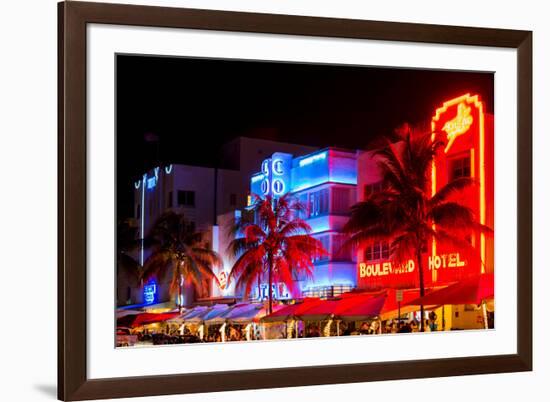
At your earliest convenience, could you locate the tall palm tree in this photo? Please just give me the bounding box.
[228,194,327,314]
[117,219,141,306]
[344,128,491,331]
[142,212,221,311]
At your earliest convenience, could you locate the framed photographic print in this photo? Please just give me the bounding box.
[58,1,532,400]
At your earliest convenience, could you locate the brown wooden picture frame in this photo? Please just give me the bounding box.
[58,1,532,400]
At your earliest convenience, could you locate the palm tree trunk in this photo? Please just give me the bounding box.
[257,275,261,303]
[268,252,273,315]
[178,265,184,313]
[416,247,425,332]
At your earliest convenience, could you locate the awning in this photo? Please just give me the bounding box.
[261,298,324,323]
[218,303,262,324]
[116,309,142,318]
[176,305,209,322]
[296,299,342,321]
[378,288,424,320]
[332,292,387,321]
[203,304,240,325]
[116,312,180,328]
[184,304,230,324]
[261,290,425,323]
[405,273,494,307]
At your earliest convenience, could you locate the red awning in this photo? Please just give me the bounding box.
[116,312,180,328]
[380,288,421,313]
[262,293,389,322]
[297,299,342,321]
[261,298,324,323]
[332,292,387,321]
[405,273,494,307]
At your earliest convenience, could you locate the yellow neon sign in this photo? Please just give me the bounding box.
[442,102,473,153]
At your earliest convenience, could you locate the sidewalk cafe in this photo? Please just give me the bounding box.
[115,273,494,346]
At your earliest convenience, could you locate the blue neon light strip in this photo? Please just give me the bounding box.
[290,150,357,193]
[298,151,327,167]
[251,173,264,183]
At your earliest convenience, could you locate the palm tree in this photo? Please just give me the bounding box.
[344,128,491,332]
[117,219,141,306]
[228,194,327,314]
[142,212,222,311]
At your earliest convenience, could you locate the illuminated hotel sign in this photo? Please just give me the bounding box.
[442,102,473,153]
[251,152,292,198]
[359,260,415,278]
[217,271,228,290]
[431,93,488,277]
[428,252,466,270]
[254,282,291,301]
[146,167,161,190]
[358,253,468,281]
[147,176,157,189]
[143,281,158,305]
[432,94,482,154]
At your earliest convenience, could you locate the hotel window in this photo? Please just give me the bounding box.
[365,241,390,261]
[449,155,471,180]
[332,234,351,261]
[381,242,390,259]
[314,235,330,262]
[167,191,173,208]
[309,188,329,218]
[177,190,195,207]
[297,194,309,219]
[364,181,385,198]
[332,187,352,215]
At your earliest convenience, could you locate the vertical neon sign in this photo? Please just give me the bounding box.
[143,280,158,305]
[431,93,487,277]
[140,173,146,266]
[252,153,292,198]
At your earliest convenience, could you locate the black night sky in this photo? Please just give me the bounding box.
[116,55,493,219]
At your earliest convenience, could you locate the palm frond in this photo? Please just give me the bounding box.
[430,177,477,207]
[142,250,173,282]
[279,219,312,237]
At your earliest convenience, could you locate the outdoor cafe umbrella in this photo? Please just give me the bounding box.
[404,273,494,307]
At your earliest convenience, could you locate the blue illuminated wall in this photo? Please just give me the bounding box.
[291,149,357,193]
